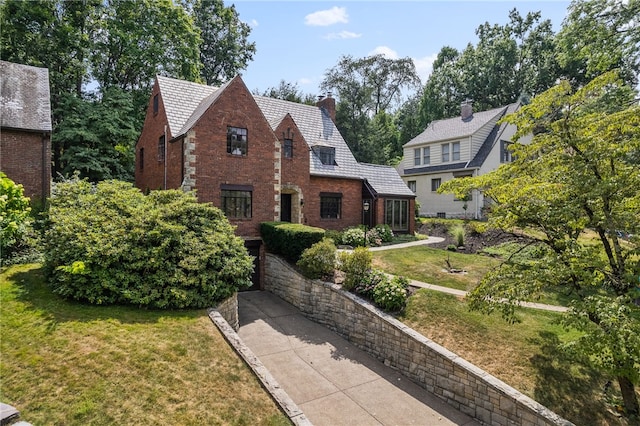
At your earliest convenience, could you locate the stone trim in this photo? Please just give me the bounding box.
[264,253,574,426]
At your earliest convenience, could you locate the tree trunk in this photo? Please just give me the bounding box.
[618,375,639,416]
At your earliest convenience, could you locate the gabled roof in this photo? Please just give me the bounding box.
[404,105,508,148]
[359,163,415,197]
[0,61,51,132]
[467,102,519,168]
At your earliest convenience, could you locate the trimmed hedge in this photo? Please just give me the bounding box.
[260,222,325,262]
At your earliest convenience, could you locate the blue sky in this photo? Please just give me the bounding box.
[232,1,571,96]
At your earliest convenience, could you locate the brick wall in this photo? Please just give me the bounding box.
[264,253,573,426]
[306,175,362,231]
[0,128,50,203]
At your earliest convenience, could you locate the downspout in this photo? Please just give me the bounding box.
[163,125,167,190]
[42,131,48,205]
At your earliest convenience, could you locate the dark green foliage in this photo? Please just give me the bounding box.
[296,238,337,280]
[260,222,325,262]
[44,179,252,308]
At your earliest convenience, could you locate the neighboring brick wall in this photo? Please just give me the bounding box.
[264,253,573,426]
[306,175,362,231]
[0,128,50,203]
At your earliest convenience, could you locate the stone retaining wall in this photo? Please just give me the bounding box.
[264,253,573,426]
[211,292,239,331]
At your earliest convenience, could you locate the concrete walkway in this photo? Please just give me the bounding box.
[237,291,480,426]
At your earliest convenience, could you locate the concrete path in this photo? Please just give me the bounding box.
[238,291,480,426]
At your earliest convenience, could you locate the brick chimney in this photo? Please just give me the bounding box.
[461,99,473,121]
[317,92,336,123]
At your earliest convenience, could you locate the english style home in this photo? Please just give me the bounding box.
[0,60,52,204]
[135,75,414,287]
[399,101,528,219]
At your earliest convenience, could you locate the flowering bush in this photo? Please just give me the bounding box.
[341,227,366,247]
[373,275,409,312]
[365,228,382,247]
[374,224,394,243]
[354,268,388,299]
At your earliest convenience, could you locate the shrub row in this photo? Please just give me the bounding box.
[260,221,325,262]
[44,179,253,308]
[327,224,394,248]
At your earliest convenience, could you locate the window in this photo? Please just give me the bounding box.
[313,146,336,165]
[452,142,460,161]
[423,147,430,165]
[407,180,416,193]
[139,148,144,170]
[153,94,159,115]
[385,199,409,231]
[501,140,514,163]
[320,193,341,219]
[221,189,252,219]
[414,148,420,166]
[227,127,248,156]
[283,139,293,158]
[431,178,441,192]
[158,135,165,161]
[441,143,449,162]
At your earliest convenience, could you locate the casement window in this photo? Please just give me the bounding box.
[227,127,248,156]
[385,199,409,231]
[423,147,430,165]
[320,192,341,219]
[221,186,252,219]
[442,143,450,162]
[431,178,441,192]
[153,94,159,115]
[139,148,144,170]
[452,142,460,161]
[158,135,165,161]
[501,140,514,163]
[407,180,416,193]
[283,139,293,158]
[414,148,420,166]
[313,146,336,165]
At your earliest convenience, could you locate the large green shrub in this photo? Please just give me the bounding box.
[296,238,337,279]
[354,268,388,299]
[338,247,372,290]
[260,222,325,262]
[44,179,252,308]
[373,275,409,312]
[0,172,33,263]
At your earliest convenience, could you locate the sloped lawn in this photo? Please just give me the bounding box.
[0,264,289,426]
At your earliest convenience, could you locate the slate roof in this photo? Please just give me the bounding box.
[155,75,413,198]
[0,61,51,132]
[403,105,508,148]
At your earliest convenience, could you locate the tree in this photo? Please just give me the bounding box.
[556,0,640,88]
[439,71,640,416]
[257,80,316,105]
[0,173,32,262]
[321,54,420,163]
[192,0,256,86]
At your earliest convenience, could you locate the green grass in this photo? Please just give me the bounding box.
[0,264,290,426]
[401,290,632,426]
[372,245,500,291]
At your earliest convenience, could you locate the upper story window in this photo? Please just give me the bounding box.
[441,143,450,162]
[501,140,514,163]
[153,94,159,115]
[407,180,416,193]
[158,135,165,162]
[283,139,293,158]
[413,148,420,166]
[313,146,336,166]
[452,142,460,161]
[227,127,248,156]
[423,147,430,165]
[139,148,144,170]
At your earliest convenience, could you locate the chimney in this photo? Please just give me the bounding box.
[461,99,473,121]
[316,92,336,123]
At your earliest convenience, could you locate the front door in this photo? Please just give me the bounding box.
[281,193,292,222]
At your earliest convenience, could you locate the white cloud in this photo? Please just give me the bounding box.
[368,46,399,59]
[298,77,313,86]
[324,30,362,40]
[413,53,438,83]
[305,6,348,26]
[243,18,259,28]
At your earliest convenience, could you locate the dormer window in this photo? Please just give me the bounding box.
[283,139,293,158]
[313,146,336,165]
[227,127,247,156]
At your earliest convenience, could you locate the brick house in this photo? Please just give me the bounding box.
[400,101,529,219]
[135,75,414,288]
[0,61,52,204]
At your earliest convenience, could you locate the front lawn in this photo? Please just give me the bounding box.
[0,264,289,426]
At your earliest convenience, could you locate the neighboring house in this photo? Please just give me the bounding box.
[400,101,527,219]
[135,75,414,287]
[0,61,52,204]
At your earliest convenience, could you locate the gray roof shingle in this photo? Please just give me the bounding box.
[359,163,415,197]
[156,75,216,137]
[0,61,51,132]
